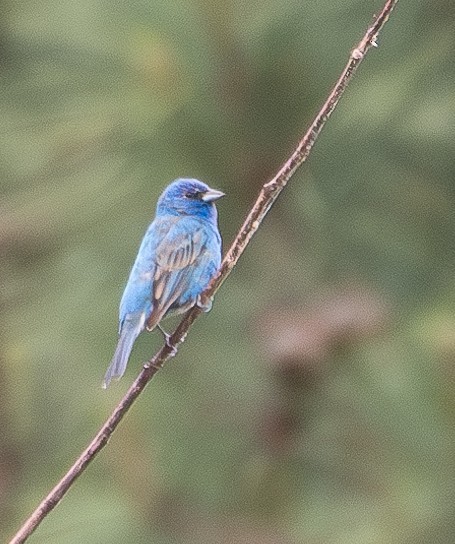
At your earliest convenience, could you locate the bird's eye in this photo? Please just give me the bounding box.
[185,191,201,199]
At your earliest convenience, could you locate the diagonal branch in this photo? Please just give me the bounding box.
[9,1,398,542]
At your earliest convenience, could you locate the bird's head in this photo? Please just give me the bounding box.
[157,178,225,222]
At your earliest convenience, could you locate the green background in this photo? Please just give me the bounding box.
[2,1,455,542]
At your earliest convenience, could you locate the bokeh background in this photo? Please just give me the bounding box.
[1,1,455,542]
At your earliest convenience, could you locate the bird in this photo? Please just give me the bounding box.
[103,178,224,388]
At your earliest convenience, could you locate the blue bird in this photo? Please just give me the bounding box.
[103,178,224,388]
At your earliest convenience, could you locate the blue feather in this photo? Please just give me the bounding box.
[103,179,224,387]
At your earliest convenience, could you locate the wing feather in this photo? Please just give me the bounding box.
[146,220,209,330]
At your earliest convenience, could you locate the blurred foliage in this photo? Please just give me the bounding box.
[1,0,455,543]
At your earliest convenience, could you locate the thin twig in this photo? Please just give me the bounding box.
[9,1,398,542]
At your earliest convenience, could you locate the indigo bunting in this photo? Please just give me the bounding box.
[103,178,224,388]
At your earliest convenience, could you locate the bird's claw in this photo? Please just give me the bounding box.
[157,324,177,356]
[197,293,213,313]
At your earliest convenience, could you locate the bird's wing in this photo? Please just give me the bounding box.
[146,218,209,330]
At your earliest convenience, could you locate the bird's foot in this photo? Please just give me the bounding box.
[157,324,177,356]
[197,293,213,313]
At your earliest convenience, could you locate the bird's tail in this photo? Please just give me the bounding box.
[102,313,145,388]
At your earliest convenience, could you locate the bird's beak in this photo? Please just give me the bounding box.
[201,188,225,202]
